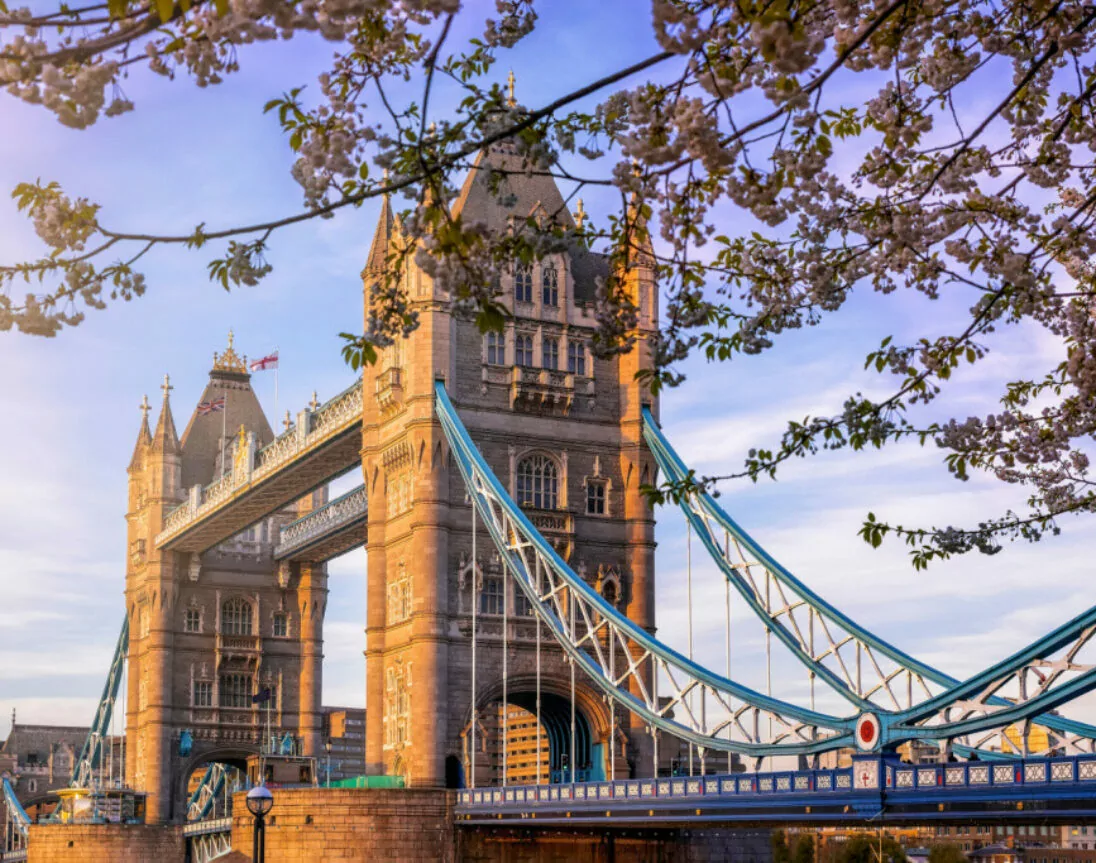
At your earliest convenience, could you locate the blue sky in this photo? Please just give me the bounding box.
[1,0,1093,743]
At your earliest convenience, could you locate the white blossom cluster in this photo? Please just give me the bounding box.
[4,0,1096,561]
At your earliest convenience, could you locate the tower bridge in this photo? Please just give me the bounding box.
[5,139,1096,863]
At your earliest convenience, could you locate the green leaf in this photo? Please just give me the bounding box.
[154,0,173,22]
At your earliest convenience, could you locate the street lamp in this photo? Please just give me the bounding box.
[325,740,332,788]
[245,785,274,863]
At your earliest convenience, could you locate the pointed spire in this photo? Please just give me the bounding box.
[506,69,516,108]
[575,198,586,230]
[364,172,394,278]
[128,395,153,472]
[151,374,181,455]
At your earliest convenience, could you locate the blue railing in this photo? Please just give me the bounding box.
[457,754,1096,811]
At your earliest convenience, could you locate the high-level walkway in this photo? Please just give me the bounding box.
[155,380,362,552]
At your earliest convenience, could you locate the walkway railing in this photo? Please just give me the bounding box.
[156,379,362,548]
[274,484,367,561]
[457,753,1096,823]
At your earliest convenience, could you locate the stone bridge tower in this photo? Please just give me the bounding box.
[361,142,660,787]
[125,336,327,822]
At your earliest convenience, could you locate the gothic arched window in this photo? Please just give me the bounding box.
[516,454,559,510]
[222,598,253,636]
[514,265,533,303]
[541,265,559,306]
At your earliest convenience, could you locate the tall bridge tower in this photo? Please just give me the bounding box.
[361,143,660,787]
[124,337,327,821]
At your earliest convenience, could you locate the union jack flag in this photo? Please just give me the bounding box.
[196,396,225,416]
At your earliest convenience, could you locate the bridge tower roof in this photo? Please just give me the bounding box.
[179,331,274,490]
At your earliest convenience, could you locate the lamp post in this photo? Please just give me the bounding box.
[245,785,274,863]
[325,740,332,788]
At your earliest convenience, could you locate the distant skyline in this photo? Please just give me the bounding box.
[3,0,1095,742]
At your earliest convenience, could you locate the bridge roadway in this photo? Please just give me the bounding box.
[454,755,1096,827]
[155,379,363,553]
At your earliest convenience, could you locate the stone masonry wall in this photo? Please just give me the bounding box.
[27,823,183,863]
[229,787,455,862]
[458,826,774,863]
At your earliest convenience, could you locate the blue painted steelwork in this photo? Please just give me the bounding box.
[71,617,129,789]
[437,385,1096,757]
[436,383,1096,754]
[186,763,244,822]
[2,778,30,844]
[642,409,1096,756]
[455,754,1096,826]
[435,382,855,757]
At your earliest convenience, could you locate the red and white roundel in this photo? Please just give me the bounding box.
[855,713,881,751]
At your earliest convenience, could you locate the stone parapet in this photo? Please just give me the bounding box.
[26,823,183,863]
[229,787,455,862]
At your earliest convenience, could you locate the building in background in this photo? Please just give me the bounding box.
[0,715,124,817]
[321,707,365,783]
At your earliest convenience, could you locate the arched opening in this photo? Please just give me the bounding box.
[176,749,252,820]
[467,691,599,787]
[444,754,463,789]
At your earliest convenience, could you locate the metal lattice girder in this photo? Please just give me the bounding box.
[642,408,1096,756]
[2,777,30,850]
[436,383,854,757]
[71,617,129,789]
[187,764,243,821]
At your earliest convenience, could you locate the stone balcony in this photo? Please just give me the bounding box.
[522,507,574,562]
[215,633,262,672]
[480,365,595,414]
[374,366,404,413]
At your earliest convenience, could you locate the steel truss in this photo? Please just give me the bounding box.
[642,408,1096,757]
[2,778,29,858]
[437,384,1096,758]
[438,383,853,757]
[186,763,243,822]
[184,819,234,863]
[71,618,129,789]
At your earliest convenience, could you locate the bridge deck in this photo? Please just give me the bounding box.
[156,380,363,553]
[456,755,1096,827]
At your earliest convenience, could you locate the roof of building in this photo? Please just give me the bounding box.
[361,144,603,305]
[970,845,1017,858]
[0,724,87,758]
[179,333,274,491]
[452,144,607,304]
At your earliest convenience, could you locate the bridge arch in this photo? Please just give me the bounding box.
[175,745,253,820]
[461,673,615,786]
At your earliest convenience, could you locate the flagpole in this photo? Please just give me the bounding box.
[220,389,228,479]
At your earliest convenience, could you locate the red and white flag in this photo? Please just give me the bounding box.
[250,352,279,372]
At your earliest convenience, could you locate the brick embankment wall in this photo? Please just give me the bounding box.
[457,826,773,863]
[26,823,184,863]
[229,787,456,862]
